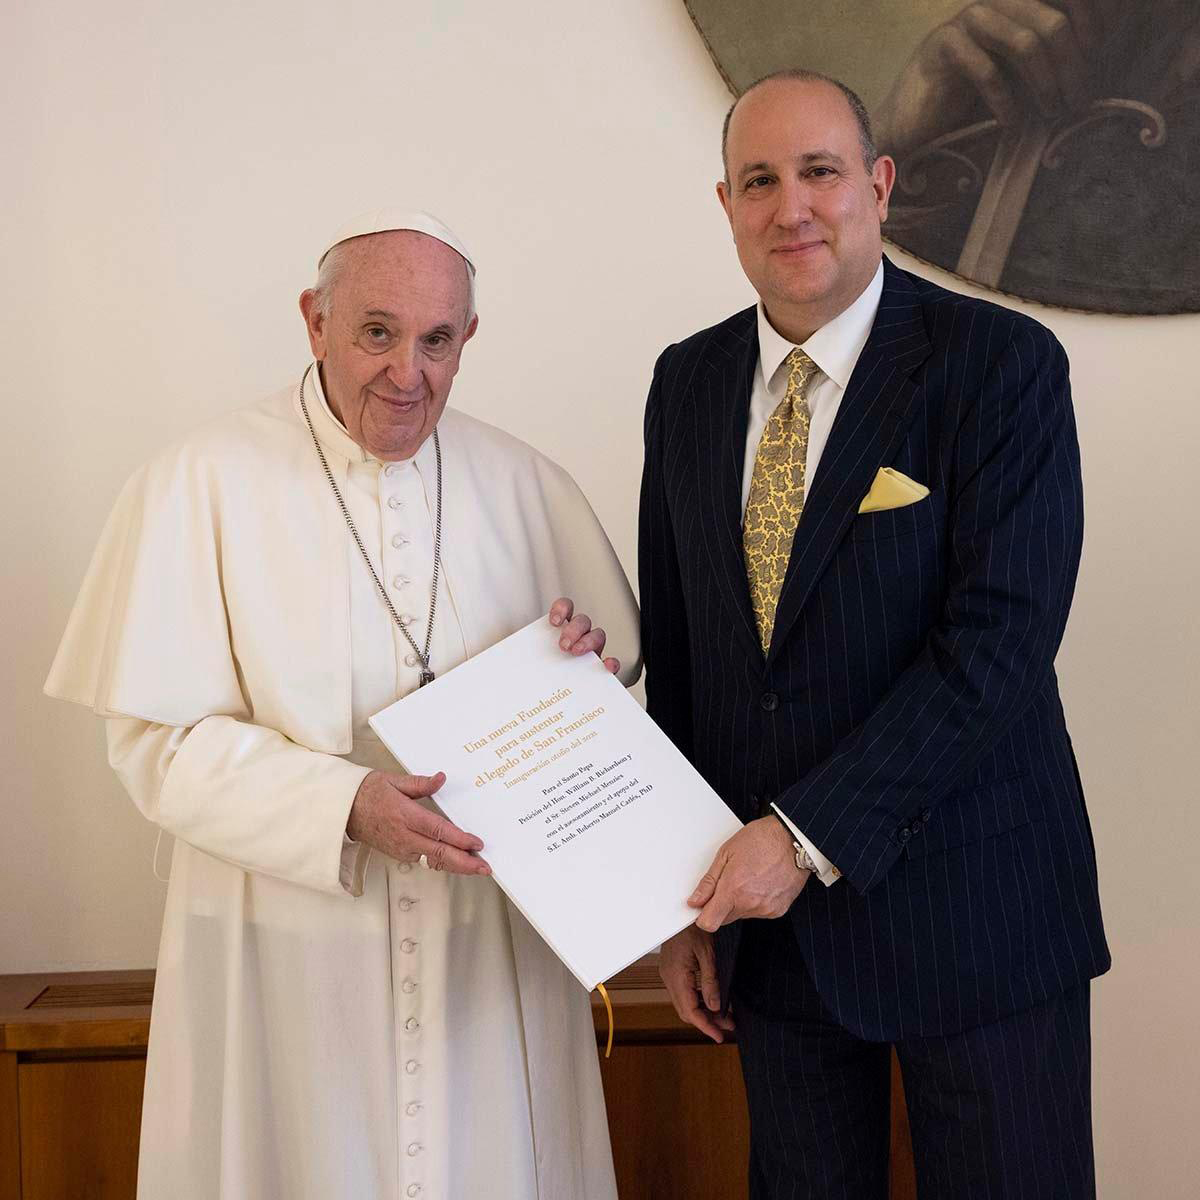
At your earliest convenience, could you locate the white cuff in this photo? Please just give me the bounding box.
[339,835,373,898]
[771,803,842,886]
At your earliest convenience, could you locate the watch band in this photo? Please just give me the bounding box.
[793,841,819,874]
[769,810,819,874]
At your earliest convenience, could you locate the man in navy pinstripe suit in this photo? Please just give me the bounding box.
[642,70,1109,1199]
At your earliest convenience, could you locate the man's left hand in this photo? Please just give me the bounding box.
[549,597,620,674]
[689,817,810,932]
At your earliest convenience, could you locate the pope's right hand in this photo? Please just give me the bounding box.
[346,770,492,876]
[658,925,736,1044]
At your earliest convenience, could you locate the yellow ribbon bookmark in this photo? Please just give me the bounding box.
[595,983,614,1058]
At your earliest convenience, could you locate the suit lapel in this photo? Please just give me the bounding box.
[692,307,764,664]
[765,260,933,666]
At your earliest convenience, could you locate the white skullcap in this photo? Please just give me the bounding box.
[317,208,476,274]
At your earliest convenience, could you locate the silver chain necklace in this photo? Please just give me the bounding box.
[299,364,442,687]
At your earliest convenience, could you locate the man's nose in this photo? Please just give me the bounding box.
[773,178,813,228]
[382,342,423,391]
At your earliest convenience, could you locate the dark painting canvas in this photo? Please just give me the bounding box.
[685,0,1200,313]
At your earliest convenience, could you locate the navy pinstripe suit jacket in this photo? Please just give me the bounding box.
[639,259,1110,1041]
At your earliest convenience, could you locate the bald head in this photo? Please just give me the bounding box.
[715,72,895,343]
[722,70,877,182]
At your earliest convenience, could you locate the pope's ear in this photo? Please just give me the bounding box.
[299,289,326,357]
[463,313,479,345]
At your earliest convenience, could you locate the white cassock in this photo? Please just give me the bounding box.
[45,369,639,1200]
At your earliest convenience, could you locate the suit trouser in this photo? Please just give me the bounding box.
[732,916,1096,1200]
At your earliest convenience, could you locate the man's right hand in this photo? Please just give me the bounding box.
[658,925,736,1044]
[346,770,491,876]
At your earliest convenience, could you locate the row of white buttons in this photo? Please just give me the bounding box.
[380,471,425,679]
[397,864,425,1193]
[393,818,425,1193]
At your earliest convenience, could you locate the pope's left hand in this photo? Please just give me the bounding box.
[548,597,620,675]
[689,817,810,932]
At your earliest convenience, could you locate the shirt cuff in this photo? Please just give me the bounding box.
[340,834,373,898]
[771,803,842,886]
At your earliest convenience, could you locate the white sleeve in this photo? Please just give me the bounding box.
[771,803,842,887]
[106,715,373,897]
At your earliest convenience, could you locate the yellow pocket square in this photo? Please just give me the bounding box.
[858,468,931,514]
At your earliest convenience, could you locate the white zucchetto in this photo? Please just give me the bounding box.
[317,208,476,275]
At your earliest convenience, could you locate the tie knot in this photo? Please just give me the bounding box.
[783,348,818,401]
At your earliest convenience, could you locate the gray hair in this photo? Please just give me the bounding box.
[312,237,477,326]
[721,70,877,181]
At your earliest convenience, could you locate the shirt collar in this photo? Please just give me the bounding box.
[297,362,438,473]
[297,362,370,463]
[756,260,884,393]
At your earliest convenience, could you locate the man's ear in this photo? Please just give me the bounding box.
[872,155,896,223]
[463,314,479,345]
[716,179,735,232]
[298,289,326,359]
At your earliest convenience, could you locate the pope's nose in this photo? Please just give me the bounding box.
[379,347,424,395]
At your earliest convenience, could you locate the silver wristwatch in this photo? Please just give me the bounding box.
[791,840,819,874]
[769,810,819,874]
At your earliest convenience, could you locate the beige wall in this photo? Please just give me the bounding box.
[4,1,1198,1194]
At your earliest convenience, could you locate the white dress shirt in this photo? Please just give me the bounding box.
[742,262,884,886]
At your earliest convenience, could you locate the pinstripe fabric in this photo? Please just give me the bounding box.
[734,916,1095,1199]
[638,259,1108,1187]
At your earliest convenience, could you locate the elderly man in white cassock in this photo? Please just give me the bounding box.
[44,210,638,1200]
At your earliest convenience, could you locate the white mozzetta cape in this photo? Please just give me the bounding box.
[46,382,640,1199]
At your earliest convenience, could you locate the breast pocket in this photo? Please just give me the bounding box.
[849,489,946,542]
[841,488,948,662]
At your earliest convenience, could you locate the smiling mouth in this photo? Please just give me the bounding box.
[772,241,825,255]
[371,391,424,412]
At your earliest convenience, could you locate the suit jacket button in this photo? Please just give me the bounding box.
[760,692,779,712]
[898,827,912,843]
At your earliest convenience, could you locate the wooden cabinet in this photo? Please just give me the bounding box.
[1,961,915,1199]
[0,972,151,1200]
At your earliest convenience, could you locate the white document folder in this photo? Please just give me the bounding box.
[369,618,743,991]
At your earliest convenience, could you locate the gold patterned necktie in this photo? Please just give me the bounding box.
[743,348,819,652]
